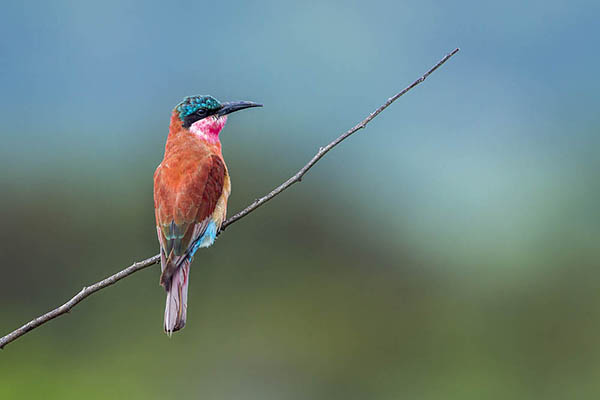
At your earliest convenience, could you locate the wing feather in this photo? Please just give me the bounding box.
[154,152,226,287]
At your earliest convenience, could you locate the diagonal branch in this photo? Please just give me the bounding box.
[0,48,459,350]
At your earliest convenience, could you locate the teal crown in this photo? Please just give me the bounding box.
[176,95,222,120]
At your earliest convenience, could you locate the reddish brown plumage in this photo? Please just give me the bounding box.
[153,113,228,287]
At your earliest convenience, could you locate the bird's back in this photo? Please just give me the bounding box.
[154,131,229,260]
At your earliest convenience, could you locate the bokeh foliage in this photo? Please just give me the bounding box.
[1,1,600,399]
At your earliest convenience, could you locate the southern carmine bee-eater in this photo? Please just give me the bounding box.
[154,95,262,334]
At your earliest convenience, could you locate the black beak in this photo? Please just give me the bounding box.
[217,101,262,117]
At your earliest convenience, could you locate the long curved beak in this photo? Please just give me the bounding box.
[218,101,262,117]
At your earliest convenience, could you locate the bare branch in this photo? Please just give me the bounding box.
[0,255,161,349]
[221,48,459,230]
[0,48,459,350]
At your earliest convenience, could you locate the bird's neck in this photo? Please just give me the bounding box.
[189,115,228,144]
[167,113,227,150]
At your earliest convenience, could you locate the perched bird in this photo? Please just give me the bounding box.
[153,95,262,334]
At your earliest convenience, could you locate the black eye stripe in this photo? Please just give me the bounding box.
[182,107,218,128]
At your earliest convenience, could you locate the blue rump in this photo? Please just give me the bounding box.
[189,220,218,258]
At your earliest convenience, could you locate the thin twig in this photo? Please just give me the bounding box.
[0,48,459,350]
[221,48,459,230]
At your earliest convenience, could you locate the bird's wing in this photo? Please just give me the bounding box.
[154,153,226,286]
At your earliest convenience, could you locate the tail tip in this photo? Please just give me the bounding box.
[164,320,186,336]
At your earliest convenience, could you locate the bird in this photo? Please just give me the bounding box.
[153,95,262,334]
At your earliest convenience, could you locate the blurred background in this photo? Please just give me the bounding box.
[1,0,599,398]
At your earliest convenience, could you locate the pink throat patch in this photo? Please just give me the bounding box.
[189,115,228,143]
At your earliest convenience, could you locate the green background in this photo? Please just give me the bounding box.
[1,1,600,398]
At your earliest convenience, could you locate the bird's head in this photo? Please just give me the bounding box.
[174,95,262,141]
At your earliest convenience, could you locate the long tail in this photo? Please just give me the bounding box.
[163,258,191,335]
